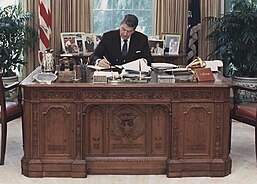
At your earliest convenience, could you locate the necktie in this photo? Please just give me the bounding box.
[122,39,128,57]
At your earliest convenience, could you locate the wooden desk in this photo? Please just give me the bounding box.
[20,68,232,178]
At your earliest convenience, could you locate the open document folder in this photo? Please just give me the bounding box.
[116,59,152,78]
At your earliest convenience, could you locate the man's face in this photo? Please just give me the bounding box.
[119,23,135,40]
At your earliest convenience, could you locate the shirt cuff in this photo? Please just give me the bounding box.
[95,59,101,66]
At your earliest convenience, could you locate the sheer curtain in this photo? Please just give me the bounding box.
[22,0,91,77]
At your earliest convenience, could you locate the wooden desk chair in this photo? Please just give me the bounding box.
[0,73,23,165]
[231,84,257,159]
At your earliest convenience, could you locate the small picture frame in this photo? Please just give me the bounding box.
[161,33,181,55]
[83,33,97,53]
[148,35,160,40]
[95,35,102,48]
[60,32,86,54]
[148,39,164,55]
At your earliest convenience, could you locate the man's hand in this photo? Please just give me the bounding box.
[97,57,110,68]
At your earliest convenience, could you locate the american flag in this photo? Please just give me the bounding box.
[38,0,51,64]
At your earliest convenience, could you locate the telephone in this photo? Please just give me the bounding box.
[186,57,206,70]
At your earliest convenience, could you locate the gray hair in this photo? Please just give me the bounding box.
[120,14,138,28]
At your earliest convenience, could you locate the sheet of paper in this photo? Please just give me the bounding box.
[87,65,115,70]
[165,68,190,73]
[60,53,73,57]
[151,63,178,69]
[93,71,119,77]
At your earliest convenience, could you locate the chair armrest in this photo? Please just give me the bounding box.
[3,81,22,105]
[233,84,257,93]
[3,82,20,92]
[232,84,257,111]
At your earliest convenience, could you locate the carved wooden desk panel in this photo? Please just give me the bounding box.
[20,69,232,178]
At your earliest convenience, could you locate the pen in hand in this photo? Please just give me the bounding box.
[103,56,110,66]
[103,56,114,79]
[98,56,110,68]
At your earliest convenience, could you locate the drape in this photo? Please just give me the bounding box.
[155,0,188,52]
[155,0,219,63]
[199,0,220,60]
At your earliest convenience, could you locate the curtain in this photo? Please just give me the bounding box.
[22,0,91,77]
[22,0,38,77]
[155,0,188,54]
[199,0,220,60]
[155,0,219,63]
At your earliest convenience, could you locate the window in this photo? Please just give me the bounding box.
[93,0,154,36]
[225,0,253,13]
[0,0,18,7]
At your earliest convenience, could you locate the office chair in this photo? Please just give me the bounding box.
[0,73,23,165]
[231,84,257,160]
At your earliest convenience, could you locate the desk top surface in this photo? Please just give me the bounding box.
[20,67,231,88]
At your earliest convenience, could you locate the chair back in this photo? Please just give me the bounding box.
[0,72,24,165]
[0,73,7,119]
[231,84,257,160]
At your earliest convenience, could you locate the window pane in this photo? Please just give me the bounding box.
[0,0,18,7]
[94,11,114,34]
[113,0,132,9]
[94,0,113,9]
[93,0,153,35]
[133,0,152,10]
[135,11,152,35]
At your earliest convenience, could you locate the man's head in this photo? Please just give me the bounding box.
[119,14,138,40]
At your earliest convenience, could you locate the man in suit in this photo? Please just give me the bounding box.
[89,14,152,67]
[85,36,94,52]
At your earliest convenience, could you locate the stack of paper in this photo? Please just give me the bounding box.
[93,71,119,78]
[151,63,178,70]
[87,65,116,70]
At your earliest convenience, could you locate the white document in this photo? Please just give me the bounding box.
[87,65,115,70]
[205,60,223,72]
[119,58,151,73]
[93,71,119,78]
[151,63,178,69]
[60,53,73,57]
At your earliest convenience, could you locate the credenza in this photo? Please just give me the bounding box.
[152,53,187,65]
[57,52,187,65]
[20,67,232,178]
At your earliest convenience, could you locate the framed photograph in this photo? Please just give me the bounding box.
[95,35,102,48]
[148,39,164,55]
[148,35,160,40]
[162,34,181,55]
[83,33,97,53]
[61,32,86,54]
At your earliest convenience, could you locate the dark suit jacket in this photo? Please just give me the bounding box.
[89,30,152,66]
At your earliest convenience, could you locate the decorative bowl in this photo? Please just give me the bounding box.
[33,72,57,84]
